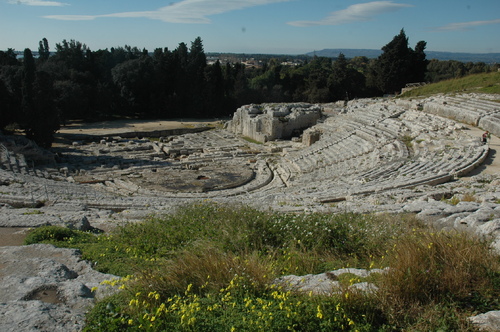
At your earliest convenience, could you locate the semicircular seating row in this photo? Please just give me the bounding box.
[273,101,488,202]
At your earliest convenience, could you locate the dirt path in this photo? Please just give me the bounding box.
[0,228,30,246]
[462,125,500,177]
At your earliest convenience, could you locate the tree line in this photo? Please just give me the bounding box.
[0,30,497,148]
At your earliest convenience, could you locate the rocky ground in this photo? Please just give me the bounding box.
[0,244,117,331]
[1,95,500,331]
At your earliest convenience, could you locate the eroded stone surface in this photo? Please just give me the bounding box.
[469,311,500,332]
[0,244,118,332]
[274,268,386,295]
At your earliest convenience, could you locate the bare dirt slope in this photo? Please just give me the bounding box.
[57,119,221,136]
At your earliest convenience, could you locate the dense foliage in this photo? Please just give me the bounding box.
[1,30,497,147]
[26,203,500,331]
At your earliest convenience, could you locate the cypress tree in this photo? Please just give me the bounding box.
[371,29,427,94]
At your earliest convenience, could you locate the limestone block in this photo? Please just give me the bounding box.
[479,114,500,138]
[469,311,500,332]
[226,103,322,143]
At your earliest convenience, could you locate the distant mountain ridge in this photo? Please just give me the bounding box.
[306,49,500,63]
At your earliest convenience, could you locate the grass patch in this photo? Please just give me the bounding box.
[401,135,414,149]
[378,229,500,329]
[443,195,461,206]
[24,225,96,245]
[241,136,264,144]
[26,203,500,331]
[442,193,479,205]
[462,192,479,203]
[401,71,500,98]
[22,209,44,215]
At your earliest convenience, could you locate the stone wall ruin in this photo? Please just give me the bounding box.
[225,103,322,142]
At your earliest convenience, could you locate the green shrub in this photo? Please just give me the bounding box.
[83,293,131,332]
[65,204,407,277]
[24,225,96,245]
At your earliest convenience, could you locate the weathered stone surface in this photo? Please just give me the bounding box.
[0,244,118,332]
[274,268,385,295]
[0,205,91,230]
[302,128,322,146]
[469,311,500,332]
[226,103,322,142]
[276,273,340,295]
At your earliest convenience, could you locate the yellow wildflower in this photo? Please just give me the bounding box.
[316,305,323,319]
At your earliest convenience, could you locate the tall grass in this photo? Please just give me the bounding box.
[25,203,500,331]
[382,230,495,303]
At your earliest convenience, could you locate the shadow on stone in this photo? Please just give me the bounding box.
[466,148,496,176]
[23,285,63,304]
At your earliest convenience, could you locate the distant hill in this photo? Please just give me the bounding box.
[306,49,500,63]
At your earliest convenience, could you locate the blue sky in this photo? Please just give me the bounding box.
[1,0,499,54]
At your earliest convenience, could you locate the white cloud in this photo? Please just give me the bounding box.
[9,0,68,6]
[435,18,500,31]
[43,15,96,21]
[287,1,413,27]
[44,0,290,23]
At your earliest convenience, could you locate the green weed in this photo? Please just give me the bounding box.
[24,225,95,245]
[401,135,414,149]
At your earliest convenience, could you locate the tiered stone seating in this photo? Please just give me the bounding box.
[1,96,495,212]
[264,99,489,204]
[445,95,500,113]
[420,94,500,129]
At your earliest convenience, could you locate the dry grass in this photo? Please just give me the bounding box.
[378,228,500,327]
[134,243,275,297]
[461,192,479,203]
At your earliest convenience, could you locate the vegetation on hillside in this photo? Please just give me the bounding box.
[26,203,500,331]
[401,71,500,98]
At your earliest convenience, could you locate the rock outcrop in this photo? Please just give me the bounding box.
[0,244,118,332]
[274,268,385,295]
[469,311,500,331]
